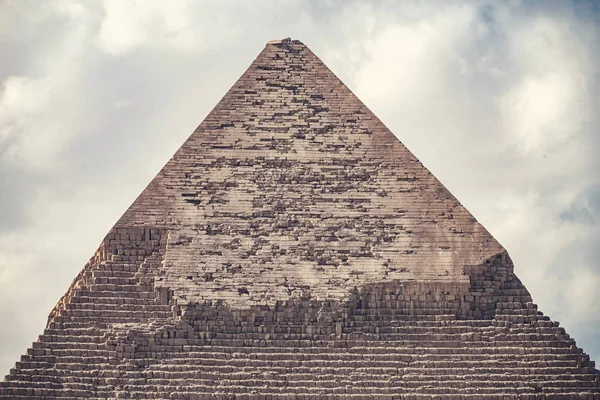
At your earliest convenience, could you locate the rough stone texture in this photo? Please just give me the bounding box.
[1,38,599,399]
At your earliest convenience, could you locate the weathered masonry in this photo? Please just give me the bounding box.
[2,38,599,399]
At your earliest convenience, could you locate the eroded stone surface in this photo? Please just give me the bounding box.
[1,38,599,399]
[115,38,502,308]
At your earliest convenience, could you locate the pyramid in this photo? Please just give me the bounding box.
[2,38,598,399]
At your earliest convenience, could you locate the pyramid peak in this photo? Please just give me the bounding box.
[266,37,297,45]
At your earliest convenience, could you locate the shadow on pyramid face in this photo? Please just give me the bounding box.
[1,39,598,398]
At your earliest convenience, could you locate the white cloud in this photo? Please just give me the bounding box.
[0,76,67,171]
[567,265,600,319]
[0,3,98,173]
[355,4,479,111]
[499,16,593,156]
[97,0,198,55]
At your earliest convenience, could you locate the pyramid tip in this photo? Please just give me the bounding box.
[266,37,304,46]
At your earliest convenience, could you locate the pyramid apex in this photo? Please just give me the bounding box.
[266,37,303,46]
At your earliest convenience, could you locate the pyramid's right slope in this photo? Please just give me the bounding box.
[1,38,599,399]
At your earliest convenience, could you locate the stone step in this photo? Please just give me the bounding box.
[351,310,458,318]
[192,334,576,347]
[131,350,587,362]
[65,302,171,312]
[13,347,588,366]
[14,355,587,374]
[56,309,172,319]
[347,319,559,329]
[92,276,140,285]
[92,269,138,279]
[114,357,583,370]
[3,375,597,392]
[0,394,586,400]
[2,381,598,399]
[87,283,152,292]
[71,295,162,305]
[49,315,169,325]
[74,290,155,299]
[46,321,110,330]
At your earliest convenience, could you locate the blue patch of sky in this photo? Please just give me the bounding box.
[560,186,600,224]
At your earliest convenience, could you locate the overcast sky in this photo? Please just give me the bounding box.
[0,0,599,377]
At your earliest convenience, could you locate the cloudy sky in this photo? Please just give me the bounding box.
[0,0,599,377]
